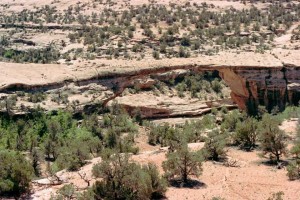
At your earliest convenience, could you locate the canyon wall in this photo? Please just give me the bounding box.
[0,51,299,117]
[219,66,300,114]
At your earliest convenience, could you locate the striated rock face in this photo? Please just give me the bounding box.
[113,93,235,119]
[219,66,300,113]
[0,51,299,117]
[115,66,300,117]
[286,67,300,105]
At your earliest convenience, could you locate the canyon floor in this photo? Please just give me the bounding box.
[0,0,300,116]
[30,119,299,200]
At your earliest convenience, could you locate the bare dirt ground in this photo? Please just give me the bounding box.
[280,118,299,139]
[274,23,300,46]
[166,149,299,200]
[30,119,299,200]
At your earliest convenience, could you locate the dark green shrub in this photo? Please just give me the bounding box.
[234,117,258,150]
[27,92,46,103]
[163,143,204,183]
[258,114,287,163]
[0,150,33,197]
[152,50,160,59]
[92,153,166,199]
[202,129,227,161]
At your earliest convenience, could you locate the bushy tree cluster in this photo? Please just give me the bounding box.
[0,150,33,197]
[0,47,60,63]
[92,152,167,200]
[287,122,300,180]
[163,142,204,184]
[258,114,288,163]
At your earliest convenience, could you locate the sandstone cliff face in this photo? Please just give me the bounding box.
[114,66,300,117]
[219,66,300,114]
[113,92,235,119]
[0,52,299,117]
[286,67,300,105]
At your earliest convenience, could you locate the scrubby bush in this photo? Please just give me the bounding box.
[287,160,300,180]
[287,124,300,180]
[202,129,227,161]
[54,184,76,199]
[258,114,287,163]
[0,95,17,114]
[0,150,33,197]
[211,79,222,93]
[221,110,244,132]
[163,142,204,183]
[234,117,258,150]
[152,50,160,59]
[267,191,284,200]
[147,123,176,146]
[28,92,47,103]
[92,152,166,199]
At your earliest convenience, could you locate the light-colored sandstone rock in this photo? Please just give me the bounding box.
[0,51,299,116]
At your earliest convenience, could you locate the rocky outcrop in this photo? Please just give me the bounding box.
[0,51,299,117]
[219,66,300,113]
[286,67,300,105]
[150,69,189,82]
[114,93,236,119]
[1,23,84,30]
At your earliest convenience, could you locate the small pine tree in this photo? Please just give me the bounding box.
[92,152,166,199]
[258,114,287,163]
[163,142,204,183]
[234,117,258,150]
[152,50,160,59]
[202,129,227,161]
[31,148,41,177]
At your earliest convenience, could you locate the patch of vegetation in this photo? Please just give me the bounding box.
[181,72,224,98]
[0,47,60,63]
[1,1,298,62]
[0,102,139,179]
[287,123,300,180]
[258,114,288,163]
[202,129,227,161]
[92,152,167,199]
[0,150,33,197]
[163,142,204,184]
[27,92,47,103]
[234,117,258,150]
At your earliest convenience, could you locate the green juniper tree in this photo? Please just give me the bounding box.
[163,142,204,184]
[92,152,166,199]
[234,117,258,150]
[258,114,287,163]
[0,150,33,197]
[202,129,227,161]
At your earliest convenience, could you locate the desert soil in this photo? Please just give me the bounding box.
[30,119,299,200]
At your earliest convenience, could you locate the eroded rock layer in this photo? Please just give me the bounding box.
[219,66,300,113]
[0,51,299,117]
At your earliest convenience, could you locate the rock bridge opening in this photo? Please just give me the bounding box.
[108,66,300,118]
[1,63,299,118]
